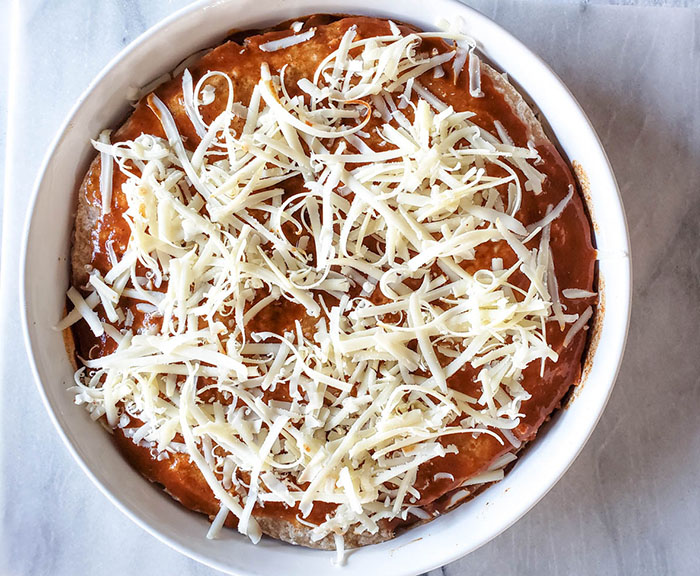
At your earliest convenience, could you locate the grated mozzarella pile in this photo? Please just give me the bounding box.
[61,26,586,550]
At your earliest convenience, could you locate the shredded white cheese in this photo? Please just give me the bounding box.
[97,130,113,214]
[563,306,594,347]
[468,48,484,98]
[61,23,592,553]
[259,28,316,52]
[562,288,597,299]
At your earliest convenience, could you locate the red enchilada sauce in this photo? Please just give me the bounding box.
[72,16,596,536]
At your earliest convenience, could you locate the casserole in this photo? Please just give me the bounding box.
[21,1,631,574]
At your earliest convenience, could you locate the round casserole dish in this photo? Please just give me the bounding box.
[21,1,631,574]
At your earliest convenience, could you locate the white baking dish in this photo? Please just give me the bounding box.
[21,0,631,574]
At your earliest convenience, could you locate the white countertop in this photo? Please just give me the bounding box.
[1,1,699,574]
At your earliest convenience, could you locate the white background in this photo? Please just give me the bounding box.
[1,1,699,575]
